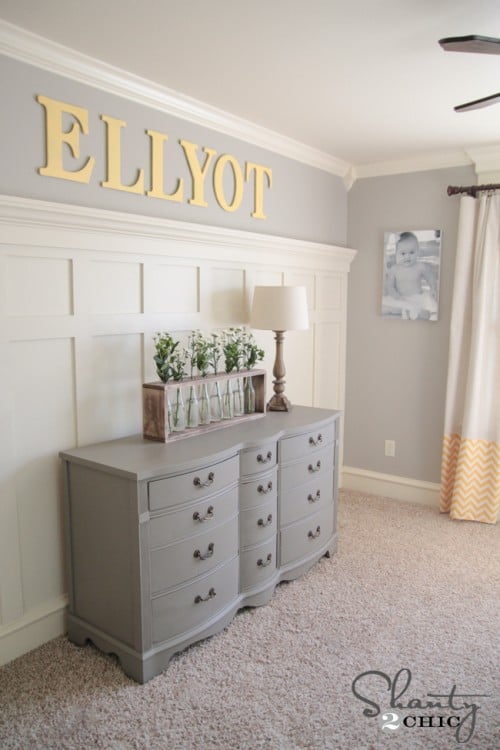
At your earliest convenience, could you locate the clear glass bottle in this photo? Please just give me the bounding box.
[222,378,234,419]
[198,381,211,425]
[233,377,244,416]
[172,386,186,432]
[186,385,199,428]
[244,375,256,414]
[210,380,223,422]
[166,391,174,434]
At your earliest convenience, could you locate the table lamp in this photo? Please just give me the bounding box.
[250,285,309,411]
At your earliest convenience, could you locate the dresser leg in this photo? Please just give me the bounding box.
[325,534,338,559]
[67,619,90,647]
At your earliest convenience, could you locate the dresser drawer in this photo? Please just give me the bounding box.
[151,557,239,643]
[280,504,334,566]
[240,468,277,510]
[150,514,238,594]
[149,486,238,548]
[240,442,277,477]
[240,497,277,549]
[148,454,238,511]
[240,538,277,591]
[279,445,333,492]
[280,473,333,526]
[279,420,336,464]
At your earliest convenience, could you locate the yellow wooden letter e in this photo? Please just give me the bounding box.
[36,95,95,183]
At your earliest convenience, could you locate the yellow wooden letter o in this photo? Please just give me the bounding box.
[213,154,244,212]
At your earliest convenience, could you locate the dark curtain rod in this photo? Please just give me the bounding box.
[447,183,500,197]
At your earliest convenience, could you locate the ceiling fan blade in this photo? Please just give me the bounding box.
[439,35,500,55]
[454,92,500,112]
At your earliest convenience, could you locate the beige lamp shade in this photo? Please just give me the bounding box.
[250,286,309,331]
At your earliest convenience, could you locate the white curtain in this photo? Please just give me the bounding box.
[440,193,500,524]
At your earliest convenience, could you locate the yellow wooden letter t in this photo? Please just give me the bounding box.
[245,162,272,219]
[37,95,95,183]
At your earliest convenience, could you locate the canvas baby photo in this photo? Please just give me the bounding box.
[382,229,441,321]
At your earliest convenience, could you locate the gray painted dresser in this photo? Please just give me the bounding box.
[61,406,340,682]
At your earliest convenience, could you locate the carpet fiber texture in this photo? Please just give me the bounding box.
[1,490,499,750]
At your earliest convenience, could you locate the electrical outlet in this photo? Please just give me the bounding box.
[385,440,396,457]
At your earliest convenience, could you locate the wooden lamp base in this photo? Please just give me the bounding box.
[267,330,293,412]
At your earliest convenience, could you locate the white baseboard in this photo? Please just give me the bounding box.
[0,595,68,667]
[341,466,440,508]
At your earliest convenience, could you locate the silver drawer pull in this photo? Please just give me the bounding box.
[257,553,273,568]
[193,471,214,488]
[257,451,273,464]
[194,587,216,603]
[308,460,321,473]
[193,542,215,561]
[257,513,273,528]
[257,481,273,495]
[192,505,214,522]
[308,525,321,540]
[309,433,323,447]
[307,490,321,503]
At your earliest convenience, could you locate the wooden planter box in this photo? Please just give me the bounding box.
[142,369,266,442]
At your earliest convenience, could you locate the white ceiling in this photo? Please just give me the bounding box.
[1,0,500,171]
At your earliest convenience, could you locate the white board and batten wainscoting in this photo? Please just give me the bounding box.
[0,194,356,666]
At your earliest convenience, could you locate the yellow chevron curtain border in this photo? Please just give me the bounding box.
[440,433,500,524]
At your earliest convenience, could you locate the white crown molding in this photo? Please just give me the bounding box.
[0,194,357,271]
[347,144,500,186]
[464,145,500,181]
[0,19,350,179]
[350,149,474,184]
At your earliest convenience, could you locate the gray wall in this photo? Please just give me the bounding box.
[345,165,475,483]
[0,55,347,246]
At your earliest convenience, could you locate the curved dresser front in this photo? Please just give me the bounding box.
[61,406,340,683]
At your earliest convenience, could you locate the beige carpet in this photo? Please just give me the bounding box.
[1,490,499,750]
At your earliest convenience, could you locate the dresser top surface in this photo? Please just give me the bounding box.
[60,406,340,480]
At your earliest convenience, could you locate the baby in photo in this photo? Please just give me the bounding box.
[383,231,439,320]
